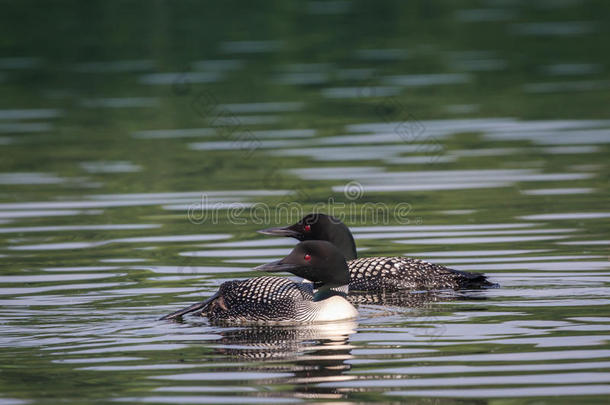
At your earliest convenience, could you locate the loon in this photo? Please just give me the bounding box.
[259,213,495,291]
[159,240,358,324]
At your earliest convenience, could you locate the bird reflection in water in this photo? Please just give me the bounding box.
[211,320,358,400]
[348,288,490,307]
[168,290,489,401]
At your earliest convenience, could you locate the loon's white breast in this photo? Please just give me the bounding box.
[306,295,358,322]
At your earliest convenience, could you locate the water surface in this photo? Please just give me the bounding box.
[1,1,609,404]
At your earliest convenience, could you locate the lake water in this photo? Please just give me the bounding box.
[1,1,609,403]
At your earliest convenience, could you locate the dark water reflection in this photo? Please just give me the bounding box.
[1,0,610,403]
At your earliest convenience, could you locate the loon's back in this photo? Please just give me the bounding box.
[348,257,493,291]
[202,276,314,324]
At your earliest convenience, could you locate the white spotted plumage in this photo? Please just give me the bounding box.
[348,257,491,291]
[200,276,357,325]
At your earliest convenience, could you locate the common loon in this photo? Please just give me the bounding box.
[259,213,495,291]
[159,240,358,324]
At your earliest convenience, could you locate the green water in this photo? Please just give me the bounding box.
[1,1,609,404]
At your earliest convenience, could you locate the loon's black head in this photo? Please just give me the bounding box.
[254,240,350,289]
[258,213,357,260]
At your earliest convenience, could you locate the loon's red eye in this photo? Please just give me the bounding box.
[304,225,311,232]
[304,254,311,261]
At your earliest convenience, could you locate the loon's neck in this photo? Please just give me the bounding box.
[309,285,358,322]
[313,285,348,302]
[322,224,358,260]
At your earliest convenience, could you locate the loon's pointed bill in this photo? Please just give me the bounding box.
[257,226,301,238]
[253,260,298,273]
[158,300,208,321]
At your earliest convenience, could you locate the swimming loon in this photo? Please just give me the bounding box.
[159,240,358,324]
[259,214,494,291]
